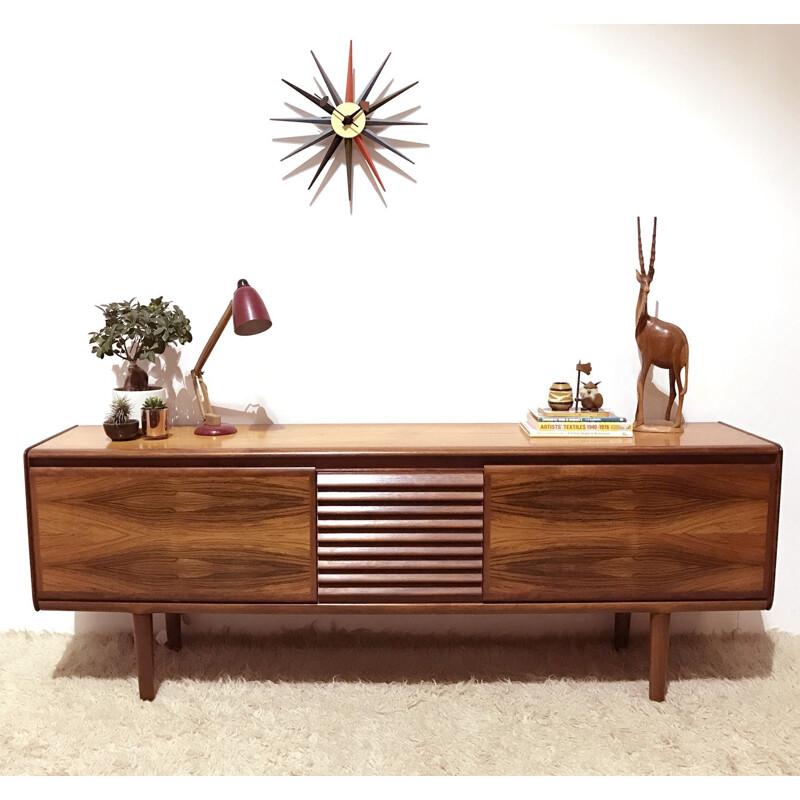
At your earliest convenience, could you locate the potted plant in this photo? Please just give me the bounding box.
[103,395,139,441]
[141,395,169,439]
[89,296,192,418]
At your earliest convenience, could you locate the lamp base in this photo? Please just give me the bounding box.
[194,422,238,436]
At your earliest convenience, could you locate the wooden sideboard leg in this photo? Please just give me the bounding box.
[165,613,182,651]
[614,612,632,650]
[649,612,671,701]
[132,613,156,701]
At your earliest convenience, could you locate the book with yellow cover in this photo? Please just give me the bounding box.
[532,407,624,421]
[520,419,633,438]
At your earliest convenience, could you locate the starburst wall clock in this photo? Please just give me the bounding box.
[271,42,426,205]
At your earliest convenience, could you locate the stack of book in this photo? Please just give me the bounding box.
[520,408,633,437]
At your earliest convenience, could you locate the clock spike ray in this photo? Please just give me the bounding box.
[280,129,335,162]
[367,82,419,115]
[271,116,331,124]
[362,129,414,164]
[308,136,342,190]
[357,52,391,104]
[345,41,354,103]
[311,50,342,105]
[274,41,424,204]
[362,119,427,127]
[345,139,354,202]
[281,79,334,112]
[354,135,385,191]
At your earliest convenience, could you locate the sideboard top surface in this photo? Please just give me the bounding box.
[26,422,780,466]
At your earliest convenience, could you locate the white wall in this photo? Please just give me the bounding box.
[2,4,798,637]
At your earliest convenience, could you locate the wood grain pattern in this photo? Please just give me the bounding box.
[649,612,671,701]
[485,464,776,602]
[36,598,770,615]
[132,613,155,701]
[22,422,783,704]
[31,467,315,603]
[25,423,782,466]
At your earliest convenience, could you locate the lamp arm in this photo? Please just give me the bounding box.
[190,370,216,424]
[190,301,233,424]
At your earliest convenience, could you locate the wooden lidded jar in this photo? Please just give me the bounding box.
[548,381,573,411]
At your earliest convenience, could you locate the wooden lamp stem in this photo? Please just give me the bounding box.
[190,301,233,432]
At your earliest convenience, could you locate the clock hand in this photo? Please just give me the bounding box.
[332,102,367,130]
[341,105,366,127]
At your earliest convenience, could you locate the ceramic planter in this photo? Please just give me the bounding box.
[103,420,140,441]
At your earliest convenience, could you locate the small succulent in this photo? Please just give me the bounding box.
[105,395,134,425]
[142,396,167,410]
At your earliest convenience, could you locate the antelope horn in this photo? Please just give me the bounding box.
[649,216,657,279]
[637,217,644,273]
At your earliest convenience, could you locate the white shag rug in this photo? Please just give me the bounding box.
[1,628,799,776]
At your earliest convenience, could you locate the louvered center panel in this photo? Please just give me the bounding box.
[317,471,484,602]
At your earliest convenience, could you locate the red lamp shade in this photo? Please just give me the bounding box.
[233,279,272,336]
[191,278,272,437]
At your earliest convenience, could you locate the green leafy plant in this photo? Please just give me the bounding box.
[104,395,134,425]
[142,396,167,410]
[89,297,192,392]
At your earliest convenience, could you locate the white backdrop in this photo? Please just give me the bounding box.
[1,4,798,637]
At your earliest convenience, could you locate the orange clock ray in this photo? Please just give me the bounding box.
[271,41,426,205]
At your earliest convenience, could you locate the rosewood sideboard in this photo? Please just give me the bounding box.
[24,422,782,701]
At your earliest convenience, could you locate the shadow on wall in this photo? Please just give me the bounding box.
[108,348,272,427]
[110,347,197,424]
[640,371,686,426]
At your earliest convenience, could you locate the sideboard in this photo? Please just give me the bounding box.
[24,422,782,701]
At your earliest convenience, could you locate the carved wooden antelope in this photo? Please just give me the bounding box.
[635,217,689,430]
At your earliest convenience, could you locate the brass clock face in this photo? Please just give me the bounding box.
[272,42,425,205]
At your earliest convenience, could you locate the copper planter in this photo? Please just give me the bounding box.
[141,408,169,439]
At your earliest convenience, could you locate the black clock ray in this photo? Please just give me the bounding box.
[307,135,343,190]
[345,139,354,202]
[366,82,418,115]
[361,129,414,164]
[272,43,426,204]
[311,50,343,106]
[357,52,391,105]
[280,129,336,162]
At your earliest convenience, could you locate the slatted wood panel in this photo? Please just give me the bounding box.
[317,471,484,602]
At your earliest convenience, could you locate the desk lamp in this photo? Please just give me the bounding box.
[191,279,272,436]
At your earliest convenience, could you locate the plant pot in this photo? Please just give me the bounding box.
[103,420,140,441]
[112,387,167,424]
[141,407,169,439]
